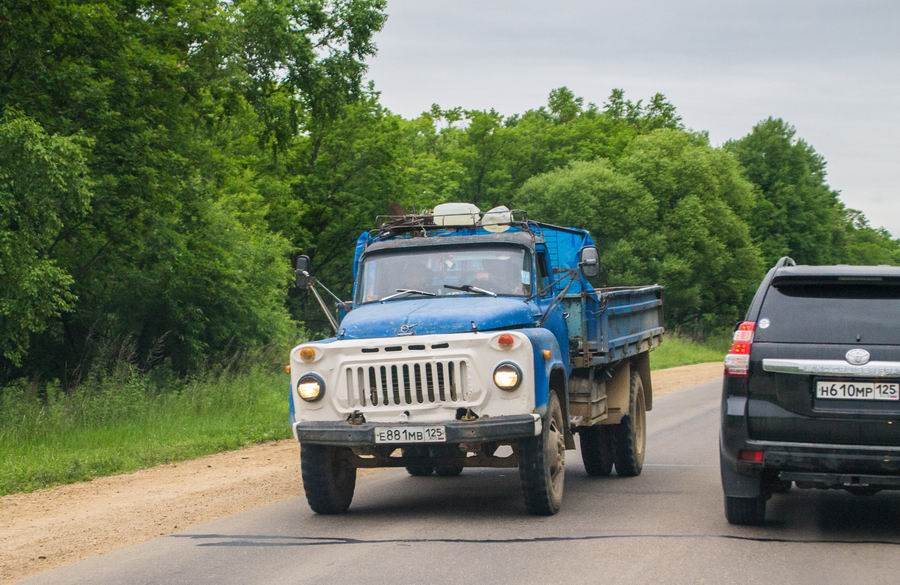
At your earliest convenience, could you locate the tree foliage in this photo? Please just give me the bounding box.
[0,0,386,381]
[0,112,92,365]
[0,0,896,386]
[516,129,764,328]
[726,118,846,265]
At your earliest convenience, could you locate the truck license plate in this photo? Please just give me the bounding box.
[816,381,899,401]
[374,426,447,444]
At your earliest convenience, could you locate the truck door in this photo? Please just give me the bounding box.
[533,248,569,366]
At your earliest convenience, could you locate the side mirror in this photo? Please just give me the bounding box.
[579,247,600,278]
[295,255,312,289]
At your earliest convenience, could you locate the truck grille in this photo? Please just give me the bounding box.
[346,359,470,408]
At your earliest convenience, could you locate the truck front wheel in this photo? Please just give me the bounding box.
[613,370,646,477]
[300,443,356,514]
[518,392,566,515]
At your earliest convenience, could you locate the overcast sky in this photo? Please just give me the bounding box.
[367,0,899,237]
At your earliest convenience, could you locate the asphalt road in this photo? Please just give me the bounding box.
[22,381,900,585]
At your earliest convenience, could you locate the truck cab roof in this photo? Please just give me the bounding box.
[354,217,598,298]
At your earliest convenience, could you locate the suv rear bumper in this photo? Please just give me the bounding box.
[750,439,900,475]
[721,434,900,496]
[779,471,900,490]
[294,414,541,447]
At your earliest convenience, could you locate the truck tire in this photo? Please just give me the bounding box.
[613,369,646,477]
[434,465,464,477]
[404,446,434,476]
[579,426,614,476]
[518,392,566,515]
[300,443,356,514]
[724,495,766,525]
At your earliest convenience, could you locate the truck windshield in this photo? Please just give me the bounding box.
[357,246,532,303]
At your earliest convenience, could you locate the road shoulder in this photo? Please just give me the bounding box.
[652,362,722,397]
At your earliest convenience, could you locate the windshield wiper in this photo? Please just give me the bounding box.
[379,288,437,302]
[443,284,498,297]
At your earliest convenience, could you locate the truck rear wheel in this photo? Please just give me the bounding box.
[579,426,614,476]
[434,465,464,477]
[518,392,566,515]
[613,370,646,477]
[404,446,434,476]
[300,443,356,514]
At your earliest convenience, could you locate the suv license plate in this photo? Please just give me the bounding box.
[816,381,899,401]
[374,426,447,444]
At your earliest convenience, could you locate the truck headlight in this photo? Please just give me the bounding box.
[493,363,522,391]
[297,374,325,402]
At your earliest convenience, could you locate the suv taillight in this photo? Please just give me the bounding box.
[724,321,756,377]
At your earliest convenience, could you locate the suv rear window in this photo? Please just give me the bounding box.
[755,283,900,345]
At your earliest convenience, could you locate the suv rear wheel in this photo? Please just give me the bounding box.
[724,495,766,525]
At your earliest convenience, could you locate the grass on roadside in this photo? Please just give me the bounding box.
[0,367,290,496]
[650,333,728,370]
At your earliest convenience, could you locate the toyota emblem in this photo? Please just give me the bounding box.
[845,348,870,366]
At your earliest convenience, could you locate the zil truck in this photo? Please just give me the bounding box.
[289,203,664,515]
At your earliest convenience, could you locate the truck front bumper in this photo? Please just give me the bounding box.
[294,414,541,447]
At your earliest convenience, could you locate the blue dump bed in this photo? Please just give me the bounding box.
[563,286,665,368]
[528,222,664,368]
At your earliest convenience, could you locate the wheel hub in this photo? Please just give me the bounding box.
[547,414,566,491]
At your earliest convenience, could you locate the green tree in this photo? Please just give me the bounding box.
[0,0,387,379]
[514,159,660,284]
[0,113,91,367]
[725,118,845,265]
[604,89,682,130]
[283,95,430,332]
[427,88,655,208]
[615,130,764,328]
[842,209,900,265]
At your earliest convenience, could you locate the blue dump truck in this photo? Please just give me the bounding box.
[290,204,664,515]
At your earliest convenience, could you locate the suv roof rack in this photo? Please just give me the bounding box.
[774,256,796,268]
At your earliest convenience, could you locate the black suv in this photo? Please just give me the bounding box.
[720,257,900,525]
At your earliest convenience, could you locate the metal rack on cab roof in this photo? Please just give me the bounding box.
[371,204,532,241]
